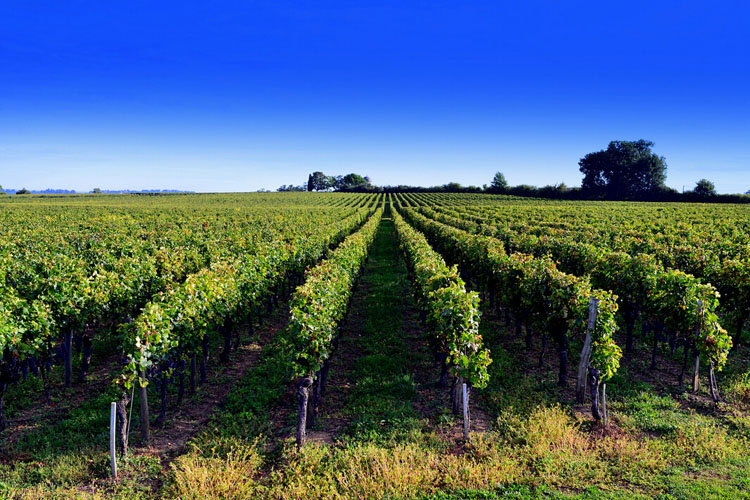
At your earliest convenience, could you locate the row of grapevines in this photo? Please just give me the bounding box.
[417,204,733,381]
[284,207,384,446]
[123,207,375,389]
[398,205,621,403]
[114,206,376,448]
[392,206,490,394]
[0,207,355,386]
[421,196,750,345]
[0,199,371,433]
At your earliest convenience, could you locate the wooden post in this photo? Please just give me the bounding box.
[64,330,74,387]
[708,360,721,403]
[139,371,150,444]
[462,382,469,440]
[692,349,700,393]
[602,383,608,427]
[296,376,313,448]
[116,392,130,456]
[588,366,602,421]
[200,335,209,384]
[110,402,117,479]
[692,299,703,394]
[576,298,599,403]
[189,355,196,394]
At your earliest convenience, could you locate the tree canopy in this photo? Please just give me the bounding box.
[307,171,332,191]
[335,173,367,190]
[693,179,716,198]
[306,171,370,191]
[489,172,508,193]
[277,184,306,192]
[579,140,667,200]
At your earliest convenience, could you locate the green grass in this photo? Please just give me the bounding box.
[337,216,425,444]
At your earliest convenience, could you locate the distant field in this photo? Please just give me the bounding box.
[0,192,748,499]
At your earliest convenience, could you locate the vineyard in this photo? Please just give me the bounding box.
[0,192,749,499]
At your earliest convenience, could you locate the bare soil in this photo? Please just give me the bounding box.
[140,306,289,461]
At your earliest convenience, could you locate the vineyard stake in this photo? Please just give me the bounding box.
[296,375,313,448]
[692,299,703,394]
[576,298,599,404]
[462,382,469,440]
[125,384,135,456]
[139,370,150,444]
[64,330,74,387]
[109,402,117,479]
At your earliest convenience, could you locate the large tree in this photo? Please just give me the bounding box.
[308,171,369,191]
[489,172,508,193]
[693,178,716,198]
[579,140,667,199]
[308,171,332,191]
[337,173,367,190]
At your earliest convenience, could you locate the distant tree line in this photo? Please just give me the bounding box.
[276,140,748,204]
[277,184,306,192]
[279,172,377,192]
[574,140,744,202]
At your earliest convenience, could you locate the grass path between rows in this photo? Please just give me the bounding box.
[312,214,442,444]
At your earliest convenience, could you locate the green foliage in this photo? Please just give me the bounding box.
[589,289,622,380]
[308,171,332,191]
[123,207,376,387]
[402,205,622,382]
[393,207,491,388]
[489,172,508,193]
[285,208,383,377]
[693,178,716,197]
[417,202,734,372]
[579,140,667,199]
[2,192,750,499]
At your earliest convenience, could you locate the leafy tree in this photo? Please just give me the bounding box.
[489,172,508,193]
[16,188,31,195]
[308,172,368,191]
[92,187,102,194]
[693,179,716,197]
[579,140,667,199]
[344,173,366,186]
[335,173,367,191]
[308,171,332,191]
[0,184,5,195]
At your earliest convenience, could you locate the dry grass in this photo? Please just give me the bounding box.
[169,438,264,500]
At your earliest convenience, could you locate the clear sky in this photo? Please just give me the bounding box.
[1,1,748,193]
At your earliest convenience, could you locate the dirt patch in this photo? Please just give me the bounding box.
[306,297,366,442]
[137,304,289,461]
[1,351,122,454]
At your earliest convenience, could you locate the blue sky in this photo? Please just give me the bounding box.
[1,1,748,193]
